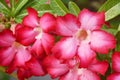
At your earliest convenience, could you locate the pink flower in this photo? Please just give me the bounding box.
[15,8,55,57]
[107,52,120,80]
[0,29,45,80]
[52,9,116,67]
[43,55,108,80]
[0,29,31,67]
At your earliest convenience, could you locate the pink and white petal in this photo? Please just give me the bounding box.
[88,59,108,75]
[39,13,56,33]
[55,14,80,36]
[79,9,105,30]
[43,56,69,78]
[78,69,100,80]
[107,73,120,80]
[0,47,16,66]
[78,42,96,67]
[52,37,77,59]
[0,29,15,47]
[22,8,39,28]
[15,25,37,46]
[26,58,45,76]
[60,70,78,80]
[112,52,120,72]
[31,39,45,58]
[41,32,54,55]
[90,30,116,54]
[14,47,31,66]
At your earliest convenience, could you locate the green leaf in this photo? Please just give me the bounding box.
[10,0,15,17]
[103,28,118,36]
[10,0,15,9]
[22,0,48,9]
[33,4,54,16]
[0,0,10,13]
[105,2,120,21]
[68,1,80,16]
[98,0,120,12]
[14,0,29,16]
[50,0,69,16]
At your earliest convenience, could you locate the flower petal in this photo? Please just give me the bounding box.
[43,56,69,78]
[78,69,100,80]
[107,73,120,80]
[22,8,39,28]
[41,32,54,55]
[55,14,80,36]
[40,13,56,33]
[78,9,105,30]
[31,39,45,59]
[78,42,96,67]
[88,59,108,75]
[90,30,116,54]
[26,58,45,76]
[52,37,77,59]
[0,47,16,66]
[15,24,37,46]
[14,46,31,66]
[112,52,120,72]
[60,70,78,80]
[0,29,15,47]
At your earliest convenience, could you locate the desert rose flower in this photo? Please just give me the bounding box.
[0,29,31,67]
[52,9,116,67]
[15,8,55,57]
[43,55,108,80]
[107,52,120,80]
[0,29,45,80]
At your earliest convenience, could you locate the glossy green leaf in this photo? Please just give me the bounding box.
[98,0,120,12]
[105,2,120,21]
[50,0,69,16]
[68,1,80,16]
[14,0,29,16]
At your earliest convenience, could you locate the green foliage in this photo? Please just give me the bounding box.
[99,0,120,12]
[50,0,69,16]
[98,0,120,21]
[0,0,10,15]
[13,0,29,16]
[105,2,120,21]
[68,1,80,16]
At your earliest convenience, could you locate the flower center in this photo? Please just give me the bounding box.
[13,42,21,47]
[12,41,25,49]
[75,29,88,41]
[34,27,42,40]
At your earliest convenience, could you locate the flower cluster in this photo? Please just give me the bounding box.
[0,7,117,80]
